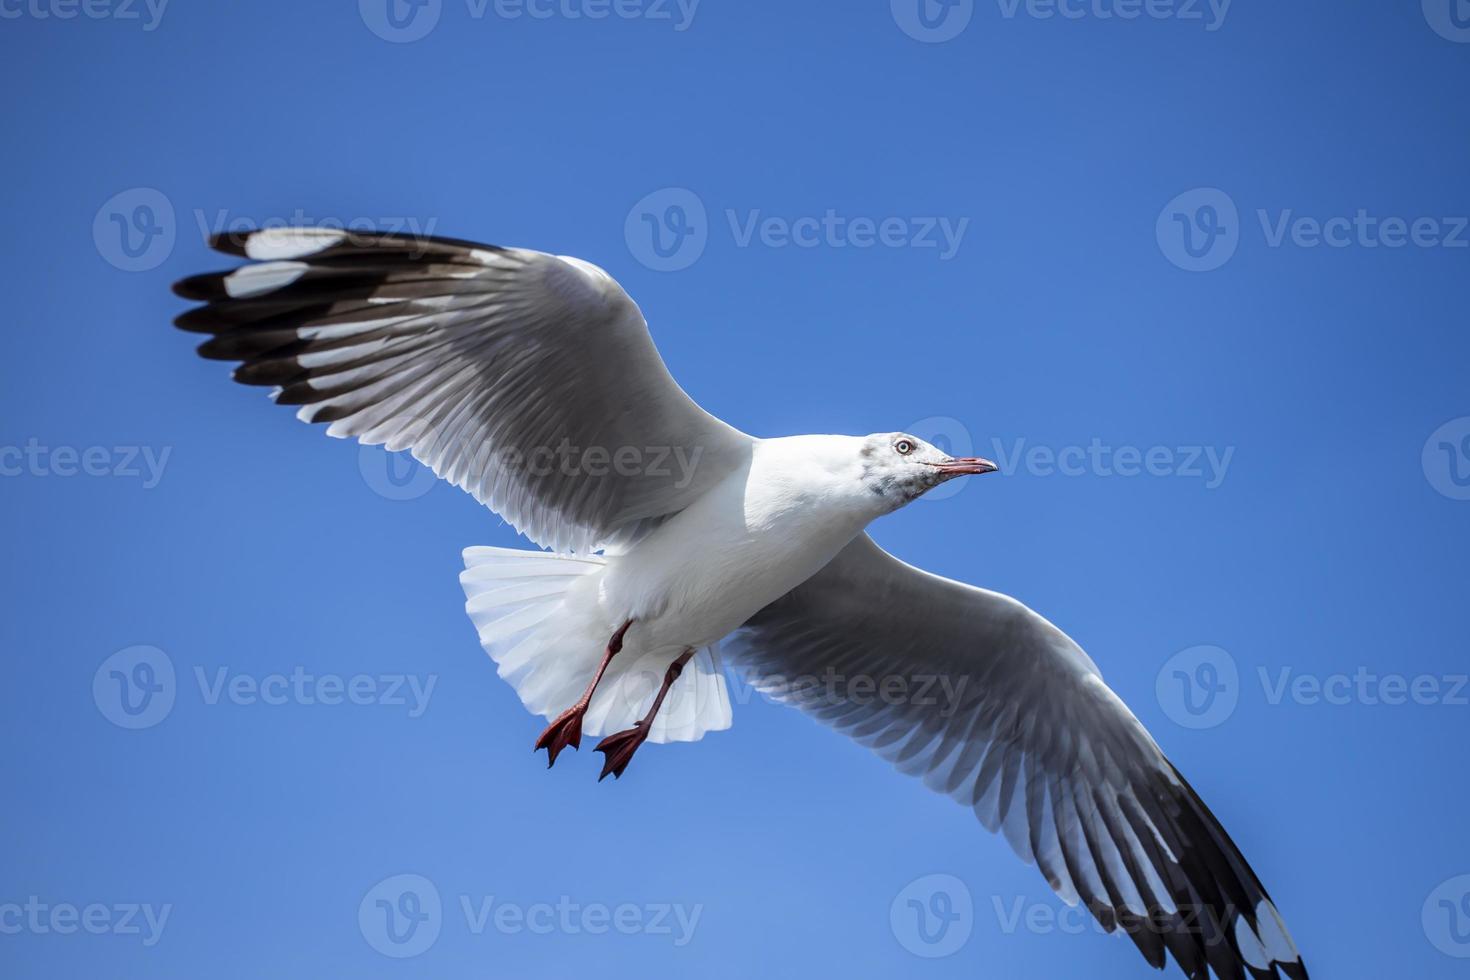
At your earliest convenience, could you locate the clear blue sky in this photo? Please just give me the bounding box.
[3,2,1469,978]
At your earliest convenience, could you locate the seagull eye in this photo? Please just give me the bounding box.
[894,439,916,456]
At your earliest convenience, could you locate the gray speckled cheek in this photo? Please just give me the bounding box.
[861,459,934,504]
[859,458,888,497]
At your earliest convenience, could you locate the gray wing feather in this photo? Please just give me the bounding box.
[727,533,1307,980]
[175,227,752,553]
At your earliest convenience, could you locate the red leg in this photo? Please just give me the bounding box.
[594,648,695,782]
[535,619,632,767]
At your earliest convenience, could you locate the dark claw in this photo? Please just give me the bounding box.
[594,724,648,781]
[535,709,584,768]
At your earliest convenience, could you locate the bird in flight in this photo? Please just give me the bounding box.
[175,227,1308,980]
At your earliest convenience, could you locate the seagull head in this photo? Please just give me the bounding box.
[856,432,998,510]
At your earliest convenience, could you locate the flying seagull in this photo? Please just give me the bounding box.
[174,226,1308,979]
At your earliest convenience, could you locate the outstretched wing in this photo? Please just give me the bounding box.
[174,227,752,553]
[727,534,1307,980]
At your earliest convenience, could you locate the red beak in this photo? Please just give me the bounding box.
[929,457,999,476]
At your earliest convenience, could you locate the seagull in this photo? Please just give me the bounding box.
[174,226,1308,980]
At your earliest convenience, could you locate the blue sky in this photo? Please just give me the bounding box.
[3,1,1469,977]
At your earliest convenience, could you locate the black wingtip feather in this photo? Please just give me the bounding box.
[203,226,513,260]
[206,231,251,257]
[172,272,228,301]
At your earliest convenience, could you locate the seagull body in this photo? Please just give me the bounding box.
[175,226,1308,980]
[595,435,972,664]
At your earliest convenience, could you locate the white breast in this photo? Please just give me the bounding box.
[599,438,876,651]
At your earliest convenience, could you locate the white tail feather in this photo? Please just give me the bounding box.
[460,545,731,743]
